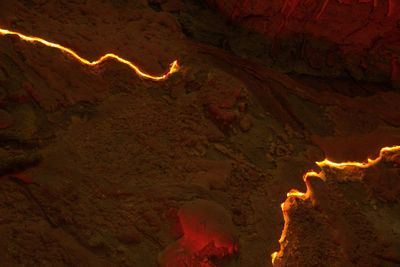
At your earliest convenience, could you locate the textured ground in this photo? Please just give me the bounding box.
[0,0,399,266]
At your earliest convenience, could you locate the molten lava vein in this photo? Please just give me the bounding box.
[271,145,400,265]
[0,27,179,81]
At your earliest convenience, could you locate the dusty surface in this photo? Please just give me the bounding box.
[0,0,399,266]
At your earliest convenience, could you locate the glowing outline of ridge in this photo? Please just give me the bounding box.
[0,27,180,81]
[271,145,400,265]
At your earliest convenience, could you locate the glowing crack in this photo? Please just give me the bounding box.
[0,27,180,81]
[271,145,400,265]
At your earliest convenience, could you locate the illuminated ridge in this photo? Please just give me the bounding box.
[271,145,400,265]
[317,145,400,169]
[0,27,179,81]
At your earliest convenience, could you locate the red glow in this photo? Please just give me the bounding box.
[281,0,301,17]
[388,0,395,16]
[159,200,237,266]
[9,173,33,184]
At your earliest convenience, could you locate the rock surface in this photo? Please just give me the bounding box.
[207,0,400,85]
[0,0,399,266]
[273,147,400,266]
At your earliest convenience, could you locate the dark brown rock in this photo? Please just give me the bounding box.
[0,109,12,129]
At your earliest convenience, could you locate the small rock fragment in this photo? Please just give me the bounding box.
[239,115,252,132]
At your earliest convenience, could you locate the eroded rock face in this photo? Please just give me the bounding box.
[272,147,400,266]
[206,0,400,86]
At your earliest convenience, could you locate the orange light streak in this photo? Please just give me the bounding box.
[303,171,321,180]
[0,27,179,81]
[271,145,400,265]
[271,252,278,265]
[316,145,400,169]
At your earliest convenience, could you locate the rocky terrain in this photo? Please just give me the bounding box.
[0,0,399,266]
[207,0,400,87]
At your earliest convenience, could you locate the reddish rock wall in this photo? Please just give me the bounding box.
[207,0,400,86]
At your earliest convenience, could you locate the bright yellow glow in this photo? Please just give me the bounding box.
[316,145,400,169]
[271,145,400,265]
[271,252,278,265]
[287,190,306,198]
[303,171,322,181]
[0,27,179,81]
